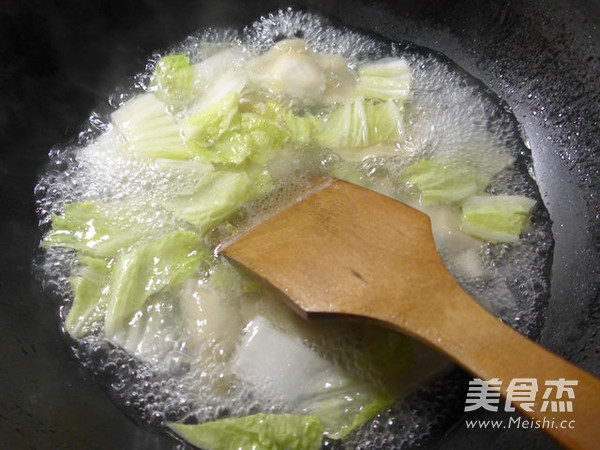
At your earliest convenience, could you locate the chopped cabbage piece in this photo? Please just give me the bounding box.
[184,91,242,148]
[160,171,258,234]
[441,148,515,189]
[111,93,193,160]
[318,98,404,149]
[241,113,288,165]
[230,316,393,439]
[169,413,324,450]
[42,201,163,258]
[402,148,515,205]
[179,281,246,360]
[366,100,404,143]
[357,58,412,102]
[183,91,287,165]
[402,160,478,204]
[318,98,368,148]
[65,256,111,339]
[426,205,489,278]
[460,195,536,243]
[201,113,286,165]
[112,293,188,371]
[152,54,194,105]
[279,110,319,148]
[104,230,203,337]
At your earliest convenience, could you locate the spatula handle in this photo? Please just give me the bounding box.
[375,289,600,450]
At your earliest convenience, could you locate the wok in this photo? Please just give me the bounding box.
[1,0,598,448]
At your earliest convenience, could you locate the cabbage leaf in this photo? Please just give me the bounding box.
[230,316,393,440]
[111,93,193,160]
[152,54,195,106]
[42,201,163,258]
[160,171,258,235]
[184,91,242,149]
[460,195,536,243]
[169,413,324,450]
[402,160,478,204]
[317,98,403,149]
[357,58,411,102]
[104,230,203,337]
[65,255,111,339]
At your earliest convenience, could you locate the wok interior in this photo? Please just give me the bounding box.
[1,0,598,448]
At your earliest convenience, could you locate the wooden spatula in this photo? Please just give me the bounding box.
[221,178,600,449]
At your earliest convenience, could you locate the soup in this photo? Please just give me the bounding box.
[36,9,553,449]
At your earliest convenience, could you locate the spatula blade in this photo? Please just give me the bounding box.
[221,179,450,321]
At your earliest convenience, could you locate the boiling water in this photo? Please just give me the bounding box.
[35,9,553,449]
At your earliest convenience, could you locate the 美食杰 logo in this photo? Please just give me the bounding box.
[463,378,578,431]
[465,377,578,413]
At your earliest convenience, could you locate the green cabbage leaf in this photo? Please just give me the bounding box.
[152,54,195,106]
[160,170,258,235]
[104,230,204,337]
[111,93,193,160]
[169,413,324,450]
[460,195,536,243]
[357,58,411,102]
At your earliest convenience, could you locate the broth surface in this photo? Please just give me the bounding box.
[36,9,553,448]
